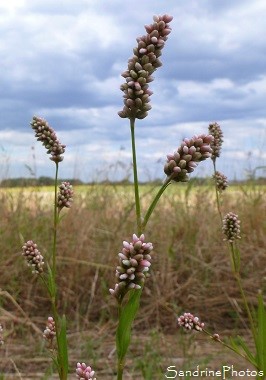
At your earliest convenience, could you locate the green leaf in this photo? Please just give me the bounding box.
[18,232,25,245]
[57,315,69,380]
[235,336,257,368]
[116,289,142,362]
[46,263,56,299]
[228,336,258,368]
[255,293,266,372]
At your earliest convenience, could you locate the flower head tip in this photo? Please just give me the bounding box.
[213,171,228,192]
[177,312,204,332]
[208,122,223,160]
[57,181,74,211]
[43,316,56,346]
[31,116,66,163]
[118,14,173,120]
[164,134,214,182]
[222,212,241,242]
[109,234,153,301]
[76,362,96,380]
[22,240,44,274]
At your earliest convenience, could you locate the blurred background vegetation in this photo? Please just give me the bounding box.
[0,176,265,378]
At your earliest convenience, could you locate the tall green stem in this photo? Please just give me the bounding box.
[51,163,68,380]
[235,273,257,341]
[52,162,59,279]
[203,329,259,369]
[212,160,223,223]
[130,118,142,235]
[142,179,172,231]
[116,118,141,380]
[229,243,257,344]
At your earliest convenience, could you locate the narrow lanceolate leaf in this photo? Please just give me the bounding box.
[234,336,257,368]
[116,290,142,362]
[57,315,69,380]
[256,293,266,372]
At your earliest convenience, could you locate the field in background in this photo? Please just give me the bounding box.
[0,182,265,379]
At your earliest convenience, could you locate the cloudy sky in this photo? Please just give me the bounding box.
[1,0,266,182]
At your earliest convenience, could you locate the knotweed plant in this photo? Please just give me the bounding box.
[19,116,75,379]
[19,116,97,379]
[212,125,266,374]
[10,13,264,380]
[177,313,264,371]
[113,14,216,380]
[178,123,266,376]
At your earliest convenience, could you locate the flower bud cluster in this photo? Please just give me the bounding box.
[212,333,221,341]
[0,324,4,345]
[222,212,241,243]
[57,182,74,210]
[208,122,223,160]
[213,171,228,192]
[31,116,66,162]
[76,362,96,380]
[118,14,173,120]
[22,240,44,274]
[43,316,56,344]
[109,234,153,300]
[177,312,204,331]
[164,134,214,182]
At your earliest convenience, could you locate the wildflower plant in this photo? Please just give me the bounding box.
[21,116,72,380]
[178,122,266,376]
[12,12,265,380]
[114,14,215,380]
[209,124,266,371]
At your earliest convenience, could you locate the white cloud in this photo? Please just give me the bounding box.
[0,0,265,181]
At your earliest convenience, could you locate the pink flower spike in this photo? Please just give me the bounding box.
[118,14,173,120]
[164,134,213,182]
[140,259,151,267]
[110,234,153,301]
[76,362,96,380]
[177,312,204,332]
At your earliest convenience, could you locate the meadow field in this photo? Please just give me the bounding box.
[0,181,265,379]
